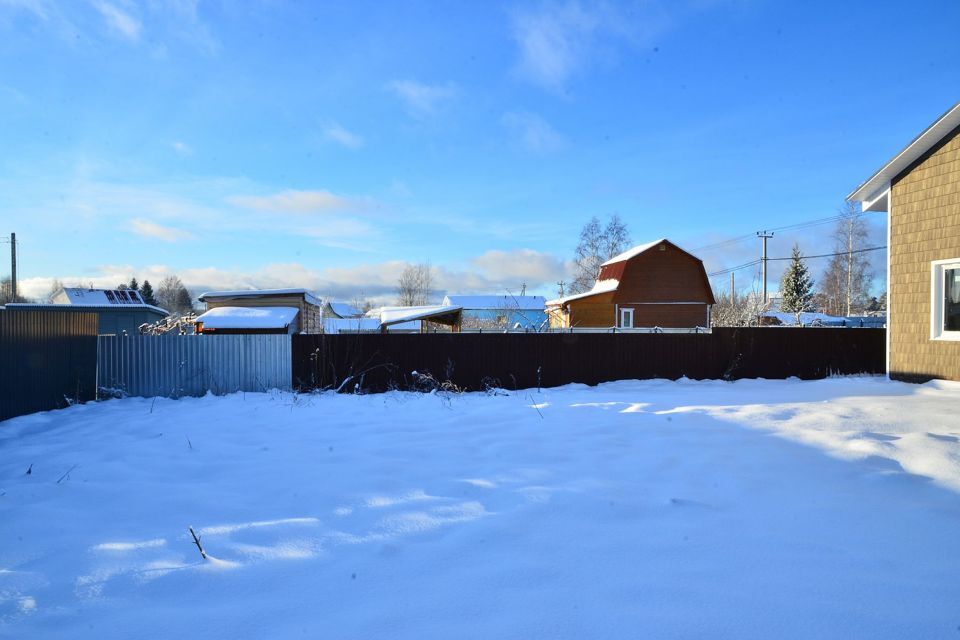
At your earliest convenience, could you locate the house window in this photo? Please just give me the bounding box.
[931,259,960,340]
[619,307,634,328]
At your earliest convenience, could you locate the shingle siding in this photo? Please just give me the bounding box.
[889,124,960,381]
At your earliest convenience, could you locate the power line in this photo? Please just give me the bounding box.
[707,245,886,277]
[693,210,881,253]
[766,245,886,262]
[708,259,761,277]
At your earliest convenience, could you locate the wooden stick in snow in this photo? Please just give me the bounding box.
[56,464,78,484]
[189,526,207,559]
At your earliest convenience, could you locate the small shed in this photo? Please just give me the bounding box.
[546,239,715,329]
[198,289,321,334]
[194,306,299,334]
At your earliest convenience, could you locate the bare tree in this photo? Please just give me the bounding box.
[156,275,194,315]
[0,276,31,304]
[570,214,632,294]
[819,202,872,316]
[351,291,375,314]
[710,277,769,327]
[44,278,64,303]
[711,290,769,327]
[397,262,433,306]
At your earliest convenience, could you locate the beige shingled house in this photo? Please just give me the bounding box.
[849,100,960,382]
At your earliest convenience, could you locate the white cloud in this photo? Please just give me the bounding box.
[502,111,566,153]
[171,140,192,155]
[471,248,569,284]
[323,123,364,149]
[18,247,572,306]
[388,80,457,117]
[509,1,647,92]
[229,189,368,214]
[91,0,141,41]
[129,218,194,242]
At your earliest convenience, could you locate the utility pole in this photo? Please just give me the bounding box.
[520,282,527,297]
[730,272,735,301]
[757,231,774,305]
[9,232,16,302]
[557,280,565,298]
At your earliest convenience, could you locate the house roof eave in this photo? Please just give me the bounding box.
[848,100,960,207]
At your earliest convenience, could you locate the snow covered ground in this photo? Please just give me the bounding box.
[2,376,960,639]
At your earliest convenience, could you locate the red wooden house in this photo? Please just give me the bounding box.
[547,239,715,329]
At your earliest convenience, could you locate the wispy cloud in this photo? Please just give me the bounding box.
[171,140,192,156]
[229,189,369,214]
[322,123,364,149]
[0,0,50,20]
[129,218,194,242]
[388,80,457,117]
[509,1,648,92]
[502,111,566,153]
[91,0,141,41]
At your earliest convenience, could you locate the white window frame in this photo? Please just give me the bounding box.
[930,258,960,341]
[619,307,634,329]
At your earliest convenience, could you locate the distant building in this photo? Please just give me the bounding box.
[322,301,364,319]
[364,305,463,333]
[323,317,381,334]
[546,239,715,329]
[197,289,322,334]
[5,287,169,335]
[848,100,960,381]
[442,295,547,330]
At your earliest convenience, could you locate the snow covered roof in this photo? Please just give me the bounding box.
[600,239,667,267]
[325,301,364,318]
[442,295,546,310]
[370,305,463,326]
[53,287,168,314]
[849,100,960,212]
[600,238,705,267]
[546,279,620,307]
[198,288,321,307]
[195,306,299,330]
[323,317,381,333]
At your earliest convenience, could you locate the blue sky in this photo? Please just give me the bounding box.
[2,0,959,303]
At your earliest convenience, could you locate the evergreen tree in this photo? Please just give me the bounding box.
[140,280,157,305]
[129,277,139,292]
[779,243,815,323]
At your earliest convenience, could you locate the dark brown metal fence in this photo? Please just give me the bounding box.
[292,328,886,393]
[0,309,99,422]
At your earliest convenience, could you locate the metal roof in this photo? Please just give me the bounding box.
[198,288,322,307]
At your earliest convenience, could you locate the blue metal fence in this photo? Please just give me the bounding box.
[97,334,292,398]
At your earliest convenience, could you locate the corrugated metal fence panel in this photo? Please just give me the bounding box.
[0,309,98,422]
[97,334,292,398]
